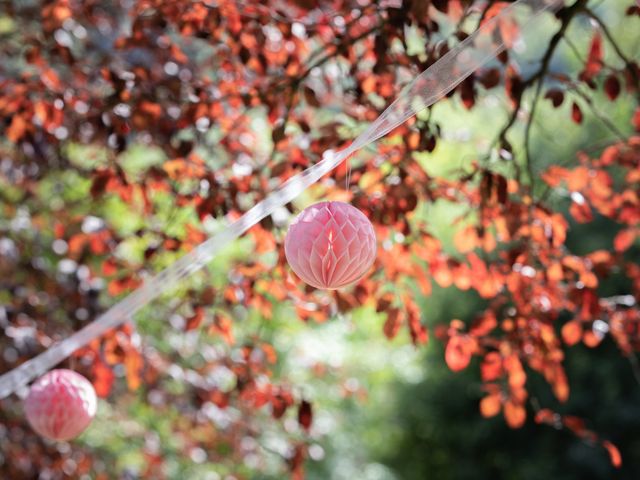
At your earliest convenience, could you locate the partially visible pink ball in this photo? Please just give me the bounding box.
[285,201,377,289]
[24,369,97,441]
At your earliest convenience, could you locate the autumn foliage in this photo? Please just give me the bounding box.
[0,0,639,478]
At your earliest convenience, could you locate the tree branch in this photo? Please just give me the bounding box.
[492,0,588,184]
[571,86,627,141]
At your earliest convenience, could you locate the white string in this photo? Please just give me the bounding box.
[0,0,563,399]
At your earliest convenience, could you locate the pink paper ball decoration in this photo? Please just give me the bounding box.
[24,369,97,441]
[285,201,377,289]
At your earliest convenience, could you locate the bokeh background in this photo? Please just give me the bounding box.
[1,0,639,479]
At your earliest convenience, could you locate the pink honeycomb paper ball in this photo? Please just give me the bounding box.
[285,201,377,290]
[24,369,97,441]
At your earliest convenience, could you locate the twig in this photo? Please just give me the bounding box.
[492,0,588,179]
[572,86,627,141]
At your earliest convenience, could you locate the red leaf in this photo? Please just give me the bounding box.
[604,75,621,101]
[584,32,603,80]
[602,440,622,468]
[498,16,520,50]
[445,335,474,372]
[627,5,640,16]
[102,258,118,277]
[571,102,583,124]
[480,393,502,418]
[261,343,278,364]
[7,115,28,143]
[271,399,288,419]
[544,89,564,108]
[431,257,453,288]
[547,262,564,282]
[479,68,501,89]
[361,75,376,94]
[482,2,510,22]
[561,321,582,346]
[481,1,519,48]
[600,146,621,167]
[406,299,428,345]
[470,311,497,336]
[68,233,88,257]
[569,200,593,223]
[505,355,526,389]
[186,307,205,331]
[91,170,113,197]
[459,76,475,110]
[298,400,313,430]
[138,101,163,118]
[272,124,285,144]
[303,86,320,107]
[534,408,556,425]
[92,361,115,398]
[454,226,478,253]
[289,444,306,479]
[42,68,62,91]
[563,415,586,435]
[124,347,143,391]
[552,367,570,403]
[583,330,602,348]
[614,229,636,252]
[383,308,404,339]
[210,312,235,345]
[480,352,503,381]
[108,276,141,296]
[565,167,590,191]
[504,400,526,428]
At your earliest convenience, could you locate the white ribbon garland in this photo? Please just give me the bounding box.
[0,0,562,399]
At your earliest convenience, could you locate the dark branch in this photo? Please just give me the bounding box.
[492,0,588,185]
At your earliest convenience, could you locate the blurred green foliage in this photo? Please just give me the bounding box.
[1,1,638,479]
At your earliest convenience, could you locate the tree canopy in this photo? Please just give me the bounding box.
[0,0,639,478]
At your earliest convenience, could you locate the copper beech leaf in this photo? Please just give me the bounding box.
[544,89,564,107]
[383,308,404,340]
[1,1,638,475]
[504,400,526,428]
[571,102,583,124]
[602,441,622,468]
[604,75,621,101]
[561,321,582,346]
[480,393,502,418]
[92,361,115,398]
[445,335,475,372]
[614,229,636,252]
[480,352,503,382]
[582,32,603,80]
[298,400,313,431]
